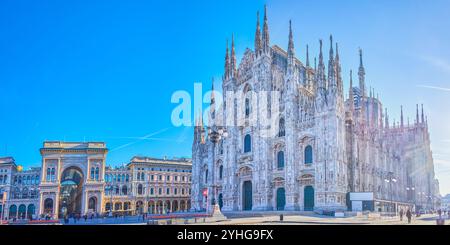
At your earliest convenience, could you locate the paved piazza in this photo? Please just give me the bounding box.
[38,213,449,225]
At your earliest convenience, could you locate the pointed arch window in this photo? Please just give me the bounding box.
[245,98,250,117]
[278,118,285,137]
[218,140,224,155]
[277,151,285,170]
[205,169,209,184]
[219,165,224,180]
[137,184,143,195]
[304,145,313,165]
[244,134,252,153]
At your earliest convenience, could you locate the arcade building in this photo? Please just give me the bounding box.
[0,141,192,220]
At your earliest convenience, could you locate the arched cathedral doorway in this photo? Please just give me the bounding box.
[304,186,315,211]
[242,181,252,211]
[276,188,286,211]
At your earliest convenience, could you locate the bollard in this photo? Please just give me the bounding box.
[280,214,284,222]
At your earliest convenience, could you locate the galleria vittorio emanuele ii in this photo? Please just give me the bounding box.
[0,142,192,220]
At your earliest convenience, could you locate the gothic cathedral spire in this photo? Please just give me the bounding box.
[231,34,237,77]
[400,105,404,128]
[421,104,425,124]
[287,20,295,66]
[254,11,262,57]
[317,39,326,90]
[306,45,310,67]
[328,35,335,83]
[416,104,420,125]
[224,40,230,79]
[262,5,270,54]
[349,70,355,113]
[335,42,343,94]
[358,48,366,98]
[385,108,389,129]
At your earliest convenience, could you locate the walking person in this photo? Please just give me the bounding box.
[399,209,404,221]
[406,209,412,224]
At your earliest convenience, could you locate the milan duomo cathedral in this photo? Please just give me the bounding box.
[191,7,440,213]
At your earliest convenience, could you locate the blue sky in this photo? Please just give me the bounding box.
[1,0,450,194]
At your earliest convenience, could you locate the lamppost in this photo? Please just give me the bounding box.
[418,191,425,211]
[106,181,114,217]
[384,172,397,216]
[406,186,415,211]
[426,194,433,211]
[206,126,228,219]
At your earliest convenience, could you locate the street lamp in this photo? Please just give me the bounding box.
[206,126,228,220]
[106,181,114,217]
[384,172,397,216]
[406,186,415,204]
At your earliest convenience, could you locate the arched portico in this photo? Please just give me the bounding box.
[59,166,84,218]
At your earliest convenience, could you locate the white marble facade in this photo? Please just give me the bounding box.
[191,8,440,213]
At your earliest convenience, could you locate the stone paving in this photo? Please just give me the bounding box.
[191,213,449,225]
[55,213,449,225]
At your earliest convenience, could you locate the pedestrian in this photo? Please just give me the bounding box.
[406,209,412,224]
[399,209,404,221]
[438,209,442,218]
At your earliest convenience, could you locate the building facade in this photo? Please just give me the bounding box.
[0,141,192,220]
[191,8,440,213]
[441,194,450,211]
